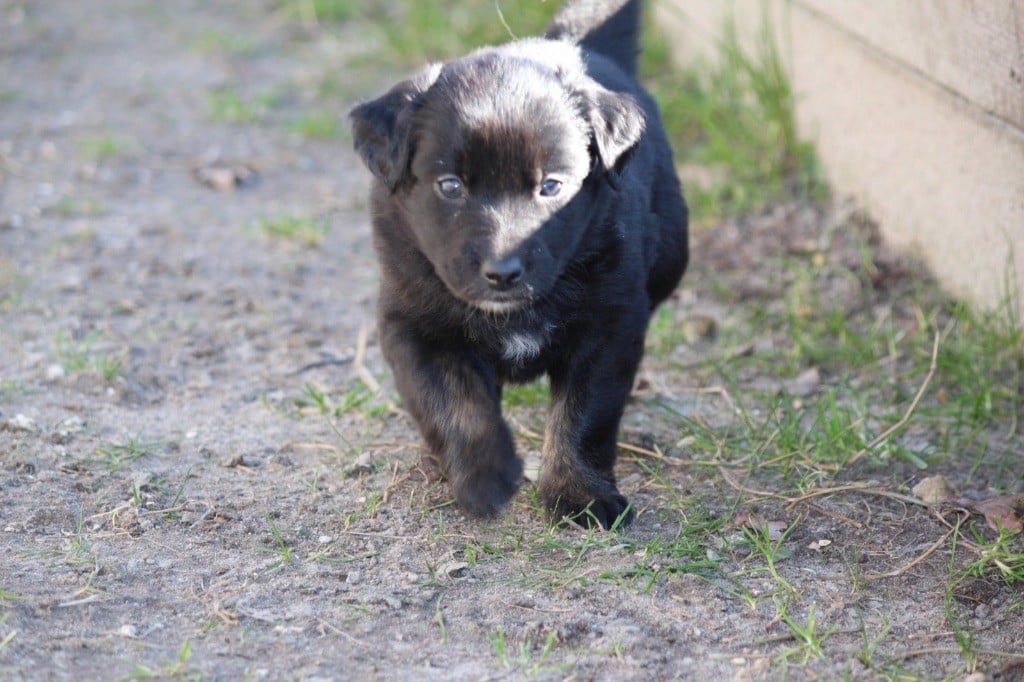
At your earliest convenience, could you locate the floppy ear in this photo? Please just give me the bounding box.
[349,64,442,190]
[583,86,646,171]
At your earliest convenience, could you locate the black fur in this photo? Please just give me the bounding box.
[349,0,688,529]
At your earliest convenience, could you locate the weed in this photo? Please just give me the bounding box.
[299,382,331,415]
[278,0,360,23]
[258,514,296,575]
[0,261,27,311]
[433,594,447,644]
[742,519,797,597]
[190,28,258,56]
[45,196,106,217]
[57,510,94,566]
[77,132,133,160]
[0,379,28,401]
[488,625,559,674]
[207,88,279,124]
[773,599,833,663]
[641,17,825,223]
[288,111,340,139]
[383,2,555,64]
[0,611,14,651]
[93,437,170,473]
[251,213,329,245]
[963,526,1024,586]
[127,637,199,680]
[490,627,510,667]
[334,385,373,416]
[340,491,383,530]
[944,585,978,673]
[855,611,892,669]
[54,329,125,380]
[502,378,548,408]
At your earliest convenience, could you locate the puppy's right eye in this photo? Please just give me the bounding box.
[436,176,465,200]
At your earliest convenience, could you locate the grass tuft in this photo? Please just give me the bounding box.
[251,213,330,245]
[55,329,126,380]
[641,18,826,223]
[288,111,341,139]
[207,88,280,124]
[77,133,134,160]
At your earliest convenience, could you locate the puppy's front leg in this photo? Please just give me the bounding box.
[540,321,646,529]
[381,320,523,518]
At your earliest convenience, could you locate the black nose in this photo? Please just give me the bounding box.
[482,255,524,291]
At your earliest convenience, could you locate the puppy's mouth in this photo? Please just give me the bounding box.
[472,298,528,314]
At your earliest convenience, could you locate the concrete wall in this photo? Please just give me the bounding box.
[655,0,1024,315]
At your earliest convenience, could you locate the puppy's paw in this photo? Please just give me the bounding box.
[540,476,634,530]
[452,454,523,519]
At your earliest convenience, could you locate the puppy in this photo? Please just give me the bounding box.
[349,0,688,528]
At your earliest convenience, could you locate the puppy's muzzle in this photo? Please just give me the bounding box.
[481,255,525,292]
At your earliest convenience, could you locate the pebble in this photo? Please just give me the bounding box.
[439,561,469,579]
[681,315,718,343]
[1,413,38,433]
[912,475,954,504]
[347,451,374,476]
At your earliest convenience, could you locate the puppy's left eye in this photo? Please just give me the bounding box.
[436,176,465,200]
[539,177,562,197]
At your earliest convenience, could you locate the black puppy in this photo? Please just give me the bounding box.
[349,0,688,528]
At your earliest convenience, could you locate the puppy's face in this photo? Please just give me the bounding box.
[351,42,644,312]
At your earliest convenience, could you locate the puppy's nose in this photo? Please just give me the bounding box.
[482,255,524,291]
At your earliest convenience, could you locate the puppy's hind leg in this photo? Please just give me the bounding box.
[381,322,523,518]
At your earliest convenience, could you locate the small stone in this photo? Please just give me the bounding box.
[45,364,66,381]
[681,315,717,343]
[912,475,954,504]
[347,451,374,477]
[2,414,38,433]
[221,454,246,468]
[522,455,541,482]
[55,416,85,432]
[786,367,821,397]
[440,561,469,579]
[131,472,155,491]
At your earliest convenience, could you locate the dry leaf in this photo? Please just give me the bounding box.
[733,513,787,541]
[949,494,1024,533]
[974,494,1024,533]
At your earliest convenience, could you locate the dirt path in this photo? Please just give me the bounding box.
[1,1,1021,680]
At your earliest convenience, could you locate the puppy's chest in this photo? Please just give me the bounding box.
[477,318,560,371]
[498,327,552,364]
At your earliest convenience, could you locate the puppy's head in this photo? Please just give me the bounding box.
[350,40,644,312]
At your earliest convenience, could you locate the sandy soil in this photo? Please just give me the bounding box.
[1,1,1021,680]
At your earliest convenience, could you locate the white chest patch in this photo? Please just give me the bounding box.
[501,333,543,364]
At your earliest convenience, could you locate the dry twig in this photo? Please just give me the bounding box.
[844,331,940,467]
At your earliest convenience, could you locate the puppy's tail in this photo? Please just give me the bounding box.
[544,0,642,76]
